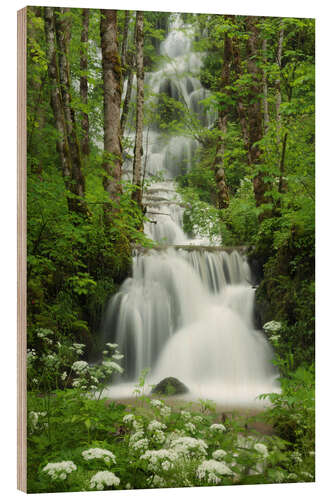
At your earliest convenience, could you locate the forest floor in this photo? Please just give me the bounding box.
[105,395,275,436]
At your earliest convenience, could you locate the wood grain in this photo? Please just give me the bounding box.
[17,6,27,493]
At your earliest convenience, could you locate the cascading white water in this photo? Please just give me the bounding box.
[103,15,279,407]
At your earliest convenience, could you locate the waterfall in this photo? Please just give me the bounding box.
[103,14,279,407]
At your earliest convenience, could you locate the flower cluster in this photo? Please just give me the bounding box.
[263,321,282,333]
[209,423,226,432]
[140,449,179,472]
[170,436,208,459]
[197,459,233,484]
[82,448,116,465]
[212,449,227,461]
[72,360,89,374]
[42,461,77,481]
[90,471,120,490]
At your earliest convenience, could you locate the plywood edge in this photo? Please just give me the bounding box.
[17,6,27,493]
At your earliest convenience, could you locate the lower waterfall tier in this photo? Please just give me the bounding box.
[103,247,279,406]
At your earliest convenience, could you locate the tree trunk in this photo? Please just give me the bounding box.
[121,10,130,71]
[231,39,251,161]
[245,16,272,212]
[120,51,135,136]
[44,8,73,207]
[100,9,123,208]
[132,11,144,206]
[276,24,284,145]
[213,26,232,210]
[80,8,90,157]
[54,7,86,213]
[262,38,269,133]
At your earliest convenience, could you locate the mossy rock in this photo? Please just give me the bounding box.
[151,377,189,396]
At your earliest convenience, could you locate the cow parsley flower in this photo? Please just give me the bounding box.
[42,461,77,481]
[140,449,178,472]
[263,321,282,333]
[193,415,203,424]
[72,360,89,373]
[148,420,166,433]
[197,459,233,484]
[123,414,135,425]
[150,399,163,408]
[210,423,226,432]
[106,343,118,349]
[90,471,120,490]
[131,438,149,452]
[102,361,123,373]
[180,410,191,420]
[184,422,196,434]
[82,448,116,465]
[151,429,166,445]
[212,449,227,461]
[254,443,269,458]
[170,436,208,459]
[160,405,171,418]
[61,371,67,381]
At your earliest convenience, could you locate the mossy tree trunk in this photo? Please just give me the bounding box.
[100,9,123,214]
[132,11,145,207]
[80,8,90,158]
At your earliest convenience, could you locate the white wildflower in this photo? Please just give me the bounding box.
[140,449,178,472]
[170,436,208,459]
[147,420,166,433]
[254,443,269,458]
[180,410,191,421]
[263,321,282,333]
[197,459,233,484]
[160,405,171,418]
[102,361,123,373]
[184,422,196,434]
[131,438,149,452]
[112,354,124,360]
[72,379,81,388]
[90,471,120,490]
[193,415,203,424]
[73,343,85,355]
[123,414,135,425]
[212,449,227,461]
[82,448,116,465]
[151,429,166,445]
[150,399,163,408]
[151,475,165,488]
[210,423,226,432]
[129,430,145,445]
[72,360,89,373]
[42,461,77,481]
[106,343,118,349]
[61,371,67,381]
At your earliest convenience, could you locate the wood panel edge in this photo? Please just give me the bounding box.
[17,6,27,494]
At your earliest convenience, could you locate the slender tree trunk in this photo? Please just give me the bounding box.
[80,8,90,157]
[276,24,284,145]
[132,11,144,206]
[44,8,72,201]
[100,9,123,208]
[213,26,232,209]
[54,7,86,213]
[121,10,130,71]
[262,38,269,133]
[245,16,272,213]
[231,40,251,162]
[120,51,135,136]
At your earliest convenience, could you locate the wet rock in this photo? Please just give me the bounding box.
[151,377,189,396]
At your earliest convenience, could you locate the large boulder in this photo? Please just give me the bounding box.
[151,377,189,396]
